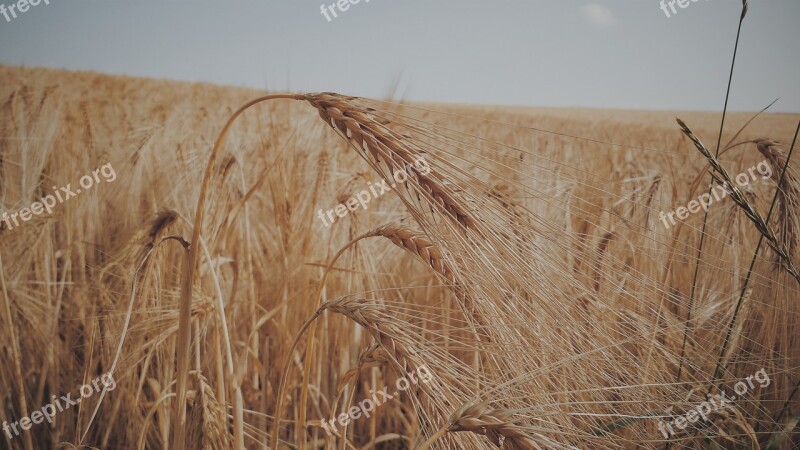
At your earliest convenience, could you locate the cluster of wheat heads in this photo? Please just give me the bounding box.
[0,66,798,450]
[177,91,800,449]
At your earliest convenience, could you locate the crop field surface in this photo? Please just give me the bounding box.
[0,63,799,449]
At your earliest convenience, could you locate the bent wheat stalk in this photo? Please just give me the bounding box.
[175,94,303,450]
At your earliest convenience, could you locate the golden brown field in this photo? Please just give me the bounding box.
[0,65,798,449]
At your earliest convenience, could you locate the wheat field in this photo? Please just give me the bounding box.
[0,64,798,449]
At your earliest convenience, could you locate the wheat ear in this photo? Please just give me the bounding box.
[366,222,492,362]
[324,297,436,395]
[420,401,569,450]
[303,93,477,230]
[272,296,444,448]
[677,118,800,284]
[755,139,800,263]
[186,373,230,450]
[367,223,472,306]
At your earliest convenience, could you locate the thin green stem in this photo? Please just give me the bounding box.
[669,4,747,448]
[674,0,747,388]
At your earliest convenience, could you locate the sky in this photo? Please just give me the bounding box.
[0,0,798,112]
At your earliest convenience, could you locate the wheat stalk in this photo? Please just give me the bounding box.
[176,93,304,450]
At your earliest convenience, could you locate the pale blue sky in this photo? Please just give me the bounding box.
[0,0,798,112]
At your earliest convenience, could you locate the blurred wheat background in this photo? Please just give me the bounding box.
[0,64,798,449]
